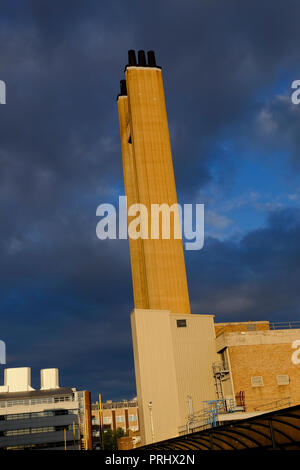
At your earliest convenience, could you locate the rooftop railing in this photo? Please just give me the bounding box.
[254,397,291,412]
[92,400,138,410]
[269,321,300,330]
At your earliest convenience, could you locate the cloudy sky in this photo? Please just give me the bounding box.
[1,0,300,400]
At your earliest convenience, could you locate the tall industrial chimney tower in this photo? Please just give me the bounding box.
[117,50,190,315]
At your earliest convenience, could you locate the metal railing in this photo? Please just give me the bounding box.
[269,321,300,330]
[254,397,291,412]
[212,362,229,375]
[181,396,294,436]
[92,400,138,410]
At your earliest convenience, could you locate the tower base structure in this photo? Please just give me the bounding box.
[131,309,218,445]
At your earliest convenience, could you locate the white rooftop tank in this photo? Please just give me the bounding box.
[40,368,59,390]
[3,367,35,392]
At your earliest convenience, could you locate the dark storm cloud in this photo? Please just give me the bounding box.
[0,0,300,398]
[129,0,300,196]
[188,207,300,322]
[244,94,300,168]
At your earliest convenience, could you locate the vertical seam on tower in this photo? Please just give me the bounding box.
[127,71,150,309]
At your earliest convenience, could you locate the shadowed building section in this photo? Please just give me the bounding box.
[117,50,190,315]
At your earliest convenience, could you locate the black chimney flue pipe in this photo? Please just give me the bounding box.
[128,50,137,66]
[147,50,156,67]
[120,80,127,96]
[138,50,146,66]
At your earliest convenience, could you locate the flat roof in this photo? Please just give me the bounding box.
[0,387,74,400]
[215,320,269,325]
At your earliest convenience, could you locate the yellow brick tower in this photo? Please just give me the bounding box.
[117,50,190,315]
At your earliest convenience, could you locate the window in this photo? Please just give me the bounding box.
[176,319,187,328]
[31,427,55,434]
[251,376,264,387]
[246,324,256,331]
[54,395,71,403]
[31,398,52,405]
[116,415,125,423]
[41,397,52,404]
[6,413,30,420]
[35,411,53,417]
[277,375,290,385]
[129,414,137,422]
[103,417,112,424]
[6,428,30,436]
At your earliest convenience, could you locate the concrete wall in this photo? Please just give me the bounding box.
[131,309,217,445]
[131,309,181,445]
[170,313,218,425]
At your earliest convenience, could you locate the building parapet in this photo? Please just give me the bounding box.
[216,328,300,352]
[215,321,270,338]
[91,399,138,410]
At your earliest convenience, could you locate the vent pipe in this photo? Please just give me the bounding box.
[120,80,127,96]
[138,50,146,66]
[128,50,137,66]
[147,50,157,67]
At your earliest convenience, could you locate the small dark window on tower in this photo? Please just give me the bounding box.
[177,319,187,328]
[128,135,132,144]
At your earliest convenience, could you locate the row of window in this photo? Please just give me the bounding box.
[6,440,76,450]
[6,427,54,436]
[2,409,76,421]
[103,414,138,424]
[251,375,290,387]
[6,411,51,420]
[4,424,76,437]
[0,395,73,408]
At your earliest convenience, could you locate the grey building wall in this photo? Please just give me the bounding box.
[0,410,79,449]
